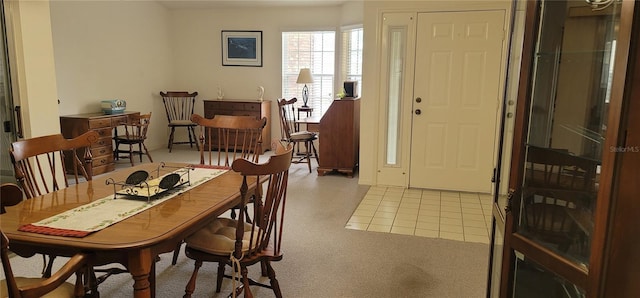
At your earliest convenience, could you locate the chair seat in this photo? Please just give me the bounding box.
[169,120,196,126]
[185,218,259,255]
[1,277,76,298]
[290,131,316,141]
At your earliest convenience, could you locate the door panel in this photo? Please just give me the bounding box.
[376,12,416,186]
[410,11,506,193]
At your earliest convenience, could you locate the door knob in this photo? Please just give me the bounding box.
[415,109,422,115]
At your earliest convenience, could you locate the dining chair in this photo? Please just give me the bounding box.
[521,188,592,255]
[1,229,90,298]
[0,183,23,214]
[191,114,266,166]
[160,91,199,152]
[277,97,319,172]
[10,130,99,200]
[182,143,293,298]
[9,131,99,279]
[521,145,599,256]
[524,145,599,193]
[169,114,267,265]
[113,112,153,166]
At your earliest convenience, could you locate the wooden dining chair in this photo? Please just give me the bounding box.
[169,114,267,265]
[183,143,293,298]
[160,91,199,152]
[113,112,153,166]
[525,145,599,193]
[1,229,90,298]
[9,130,99,200]
[0,183,23,214]
[191,114,266,166]
[521,188,592,255]
[522,145,599,256]
[277,97,318,172]
[9,131,97,278]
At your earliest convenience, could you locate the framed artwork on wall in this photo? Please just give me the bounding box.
[221,30,263,67]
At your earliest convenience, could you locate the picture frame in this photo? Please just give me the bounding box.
[221,30,263,67]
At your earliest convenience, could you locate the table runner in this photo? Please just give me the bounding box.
[18,166,228,237]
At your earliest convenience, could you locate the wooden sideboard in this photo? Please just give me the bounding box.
[203,100,271,153]
[317,98,360,177]
[60,111,139,175]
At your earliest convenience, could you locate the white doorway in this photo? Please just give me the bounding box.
[376,10,507,193]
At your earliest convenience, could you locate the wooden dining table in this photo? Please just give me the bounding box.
[0,162,251,298]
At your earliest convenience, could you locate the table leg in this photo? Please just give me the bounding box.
[128,248,154,298]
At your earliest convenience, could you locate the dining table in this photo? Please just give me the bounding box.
[0,162,253,298]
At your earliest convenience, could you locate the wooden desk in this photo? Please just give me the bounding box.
[317,98,360,177]
[60,112,140,175]
[0,163,251,298]
[296,115,321,132]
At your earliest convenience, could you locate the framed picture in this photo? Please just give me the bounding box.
[221,30,263,67]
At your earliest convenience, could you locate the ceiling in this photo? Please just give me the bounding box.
[157,0,349,9]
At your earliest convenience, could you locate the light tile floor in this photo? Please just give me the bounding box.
[345,186,494,244]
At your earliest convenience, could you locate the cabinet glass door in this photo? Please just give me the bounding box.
[518,0,619,268]
[504,0,624,296]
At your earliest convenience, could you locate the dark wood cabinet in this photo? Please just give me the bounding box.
[60,111,139,175]
[487,1,640,297]
[317,98,360,177]
[203,100,271,153]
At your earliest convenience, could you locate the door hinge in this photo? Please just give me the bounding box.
[505,188,516,214]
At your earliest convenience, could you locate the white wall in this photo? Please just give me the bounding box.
[169,6,343,143]
[50,0,173,150]
[48,2,350,151]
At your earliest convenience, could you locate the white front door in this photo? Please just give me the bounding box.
[409,11,506,193]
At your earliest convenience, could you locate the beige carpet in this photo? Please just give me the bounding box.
[3,147,489,297]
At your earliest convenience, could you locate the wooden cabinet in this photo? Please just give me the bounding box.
[317,98,360,177]
[60,112,139,175]
[203,100,271,153]
[487,1,640,297]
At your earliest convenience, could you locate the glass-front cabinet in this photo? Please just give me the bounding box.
[488,0,639,297]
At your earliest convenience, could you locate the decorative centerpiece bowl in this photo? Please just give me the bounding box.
[101,99,126,114]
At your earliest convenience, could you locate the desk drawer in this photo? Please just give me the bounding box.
[111,116,129,126]
[93,127,112,138]
[89,118,112,129]
[92,154,114,168]
[244,103,260,112]
[90,146,111,158]
[93,135,113,147]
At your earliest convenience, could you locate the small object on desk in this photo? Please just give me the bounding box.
[101,99,126,114]
[217,87,224,100]
[257,86,264,101]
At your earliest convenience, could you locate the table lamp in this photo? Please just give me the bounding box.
[296,68,314,107]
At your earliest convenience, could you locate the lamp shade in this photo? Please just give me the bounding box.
[296,68,314,84]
